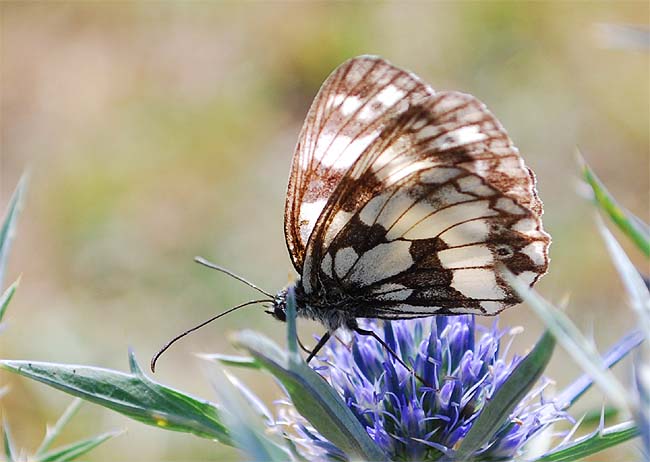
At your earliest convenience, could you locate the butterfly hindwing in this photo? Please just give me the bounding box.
[314,166,547,317]
[297,83,549,318]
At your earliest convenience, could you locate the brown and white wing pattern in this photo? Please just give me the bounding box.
[300,85,550,317]
[284,56,435,272]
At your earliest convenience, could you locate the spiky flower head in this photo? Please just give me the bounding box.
[276,316,568,461]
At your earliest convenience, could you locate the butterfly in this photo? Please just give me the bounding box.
[151,55,550,372]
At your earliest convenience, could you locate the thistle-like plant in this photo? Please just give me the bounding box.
[0,158,647,461]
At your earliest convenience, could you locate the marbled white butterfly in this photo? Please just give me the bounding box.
[151,55,550,371]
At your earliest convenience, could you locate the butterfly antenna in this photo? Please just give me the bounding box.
[194,256,274,298]
[150,298,271,373]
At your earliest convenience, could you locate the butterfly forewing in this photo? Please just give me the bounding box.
[284,56,435,272]
[285,56,549,319]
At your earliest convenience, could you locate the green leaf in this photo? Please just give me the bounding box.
[0,277,20,324]
[598,218,650,337]
[0,174,27,289]
[579,152,650,257]
[535,421,639,461]
[35,399,83,456]
[197,353,260,369]
[581,406,620,428]
[2,417,16,462]
[219,372,274,424]
[234,330,388,461]
[206,366,288,461]
[454,330,555,461]
[286,287,299,356]
[502,267,630,411]
[555,329,644,409]
[0,350,233,444]
[233,289,388,462]
[37,430,123,462]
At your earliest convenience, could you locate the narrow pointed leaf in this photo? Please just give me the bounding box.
[503,268,630,411]
[197,353,260,369]
[636,350,650,455]
[579,153,650,257]
[555,329,644,409]
[535,421,639,461]
[38,430,123,462]
[234,330,387,461]
[222,372,274,424]
[454,330,555,461]
[0,278,19,324]
[0,352,232,444]
[207,366,287,461]
[598,218,650,336]
[580,406,619,428]
[0,174,27,289]
[35,398,83,456]
[286,286,299,356]
[2,417,16,462]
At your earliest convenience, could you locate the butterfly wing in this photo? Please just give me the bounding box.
[284,56,435,272]
[300,81,550,317]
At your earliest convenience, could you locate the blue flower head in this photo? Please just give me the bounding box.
[284,316,568,461]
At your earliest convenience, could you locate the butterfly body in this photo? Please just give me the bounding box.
[273,55,549,334]
[271,283,360,331]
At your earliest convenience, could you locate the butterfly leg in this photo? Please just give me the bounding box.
[296,333,313,355]
[305,331,332,363]
[352,325,431,388]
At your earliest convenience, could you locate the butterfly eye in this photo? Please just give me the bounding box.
[273,306,287,322]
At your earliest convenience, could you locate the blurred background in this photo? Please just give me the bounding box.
[1,2,648,461]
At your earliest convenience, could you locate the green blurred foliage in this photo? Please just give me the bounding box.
[0,2,647,461]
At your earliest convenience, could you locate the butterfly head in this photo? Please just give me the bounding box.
[266,288,289,322]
